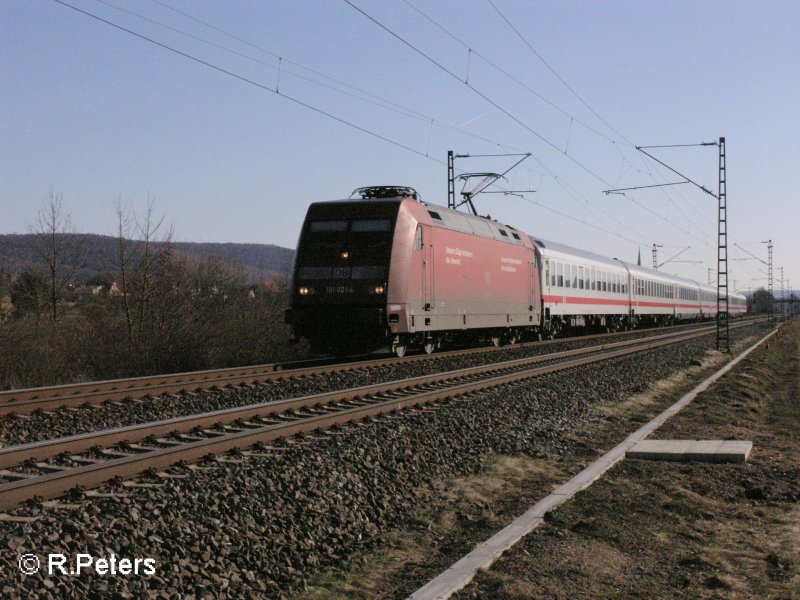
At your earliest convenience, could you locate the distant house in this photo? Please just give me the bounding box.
[88,281,122,297]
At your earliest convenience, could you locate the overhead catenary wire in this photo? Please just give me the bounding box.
[53,0,444,164]
[158,0,724,260]
[97,0,528,155]
[401,0,626,148]
[137,0,710,253]
[121,0,653,247]
[343,0,613,186]
[57,0,723,264]
[486,0,634,146]
[54,0,645,249]
[344,0,718,250]
[482,0,719,243]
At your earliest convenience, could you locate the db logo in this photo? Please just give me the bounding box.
[18,553,41,575]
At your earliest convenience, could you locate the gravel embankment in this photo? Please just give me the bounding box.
[0,323,767,599]
[0,326,708,447]
[455,321,797,599]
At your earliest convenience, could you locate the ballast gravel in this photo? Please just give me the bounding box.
[1,326,701,447]
[0,324,766,599]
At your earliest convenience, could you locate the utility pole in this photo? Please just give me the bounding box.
[763,239,773,325]
[779,266,784,320]
[716,137,729,352]
[652,243,662,270]
[447,150,455,210]
[621,139,727,349]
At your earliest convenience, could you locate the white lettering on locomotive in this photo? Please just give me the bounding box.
[445,246,473,258]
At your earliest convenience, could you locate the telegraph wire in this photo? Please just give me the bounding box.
[149,0,709,251]
[343,0,613,186]
[401,0,647,243]
[53,0,444,164]
[97,0,526,154]
[486,0,633,146]
[345,0,716,249]
[401,0,625,147]
[484,0,719,243]
[57,0,709,259]
[52,0,650,249]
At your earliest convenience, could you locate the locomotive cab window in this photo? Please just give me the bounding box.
[351,219,392,232]
[310,220,348,232]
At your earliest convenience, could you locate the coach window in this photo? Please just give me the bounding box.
[557,262,564,287]
[572,265,578,288]
[414,225,423,250]
[578,266,584,289]
[565,264,571,288]
[602,272,607,292]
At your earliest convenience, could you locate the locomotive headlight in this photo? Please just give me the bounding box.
[341,251,350,260]
[299,286,310,296]
[374,285,385,294]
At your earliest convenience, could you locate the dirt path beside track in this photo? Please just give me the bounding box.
[457,321,799,599]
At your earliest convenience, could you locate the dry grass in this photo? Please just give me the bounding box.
[298,456,566,599]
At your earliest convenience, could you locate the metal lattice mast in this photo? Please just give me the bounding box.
[779,266,785,320]
[652,243,662,270]
[447,150,456,210]
[716,137,729,352]
[764,240,773,324]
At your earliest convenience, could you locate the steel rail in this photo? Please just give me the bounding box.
[0,318,759,415]
[0,320,763,512]
[0,323,724,468]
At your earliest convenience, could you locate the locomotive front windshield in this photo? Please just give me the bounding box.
[293,202,399,304]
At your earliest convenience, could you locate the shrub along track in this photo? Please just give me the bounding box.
[0,319,759,447]
[0,321,768,599]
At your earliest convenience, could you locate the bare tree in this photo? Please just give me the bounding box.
[29,190,84,321]
[132,198,173,339]
[111,198,137,346]
[0,253,10,321]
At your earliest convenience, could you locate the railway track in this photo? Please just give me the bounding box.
[0,319,762,512]
[0,318,761,416]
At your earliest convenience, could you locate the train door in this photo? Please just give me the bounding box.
[533,252,543,324]
[415,224,433,311]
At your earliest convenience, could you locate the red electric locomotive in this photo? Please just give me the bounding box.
[286,186,746,356]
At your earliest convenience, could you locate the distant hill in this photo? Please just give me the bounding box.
[0,233,295,283]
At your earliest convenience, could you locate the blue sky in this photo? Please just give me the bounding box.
[2,0,798,292]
